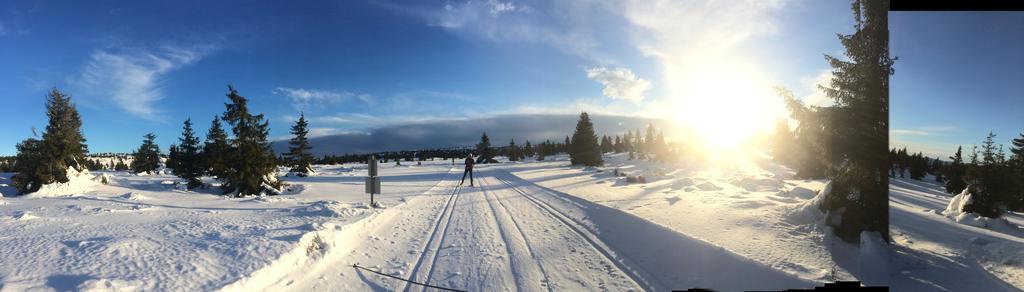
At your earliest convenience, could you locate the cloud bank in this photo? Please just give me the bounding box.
[272,113,670,156]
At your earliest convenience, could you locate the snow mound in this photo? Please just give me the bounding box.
[696,181,722,191]
[778,186,818,200]
[119,192,148,201]
[297,200,360,218]
[942,188,1020,231]
[731,178,782,192]
[14,212,39,221]
[286,166,319,177]
[29,167,98,197]
[281,184,306,195]
[786,181,832,225]
[943,187,973,217]
[93,172,113,185]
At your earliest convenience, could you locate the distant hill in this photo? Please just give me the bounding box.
[271,113,674,156]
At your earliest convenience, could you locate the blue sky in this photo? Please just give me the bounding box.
[891,12,1024,159]
[0,0,854,155]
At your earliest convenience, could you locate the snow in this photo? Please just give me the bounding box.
[0,163,451,291]
[943,187,973,218]
[890,175,1024,290]
[0,153,916,290]
[27,167,99,198]
[507,153,879,286]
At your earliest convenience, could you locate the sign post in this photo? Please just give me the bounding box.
[366,155,381,208]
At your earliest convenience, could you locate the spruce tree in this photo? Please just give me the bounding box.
[12,138,45,193]
[815,0,892,243]
[221,85,280,197]
[166,144,180,171]
[203,116,230,179]
[286,113,314,175]
[13,88,89,194]
[508,139,520,161]
[131,133,160,174]
[569,112,602,166]
[1009,130,1024,210]
[476,132,494,163]
[175,118,204,189]
[963,132,1010,217]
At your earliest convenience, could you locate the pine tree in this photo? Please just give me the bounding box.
[569,112,603,166]
[644,124,656,157]
[131,133,160,174]
[1009,130,1024,210]
[815,0,892,243]
[536,141,546,161]
[476,132,495,163]
[508,139,520,161]
[773,119,795,165]
[203,115,230,179]
[524,140,534,158]
[115,159,129,171]
[220,85,280,197]
[286,113,314,175]
[12,138,45,193]
[175,118,204,189]
[13,88,89,194]
[962,132,1011,217]
[166,144,180,171]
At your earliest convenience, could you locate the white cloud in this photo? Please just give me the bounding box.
[274,87,357,111]
[802,69,834,107]
[73,47,206,121]
[397,0,608,62]
[891,126,958,137]
[585,67,650,102]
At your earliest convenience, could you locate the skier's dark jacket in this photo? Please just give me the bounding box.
[464,157,475,170]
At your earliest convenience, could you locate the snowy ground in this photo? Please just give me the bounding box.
[504,153,885,286]
[0,153,876,291]
[0,163,450,291]
[890,175,1024,291]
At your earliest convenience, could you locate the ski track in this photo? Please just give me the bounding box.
[279,168,645,291]
[491,173,653,291]
[402,181,464,292]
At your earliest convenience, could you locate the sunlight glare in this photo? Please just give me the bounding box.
[665,58,785,152]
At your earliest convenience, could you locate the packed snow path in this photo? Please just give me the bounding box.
[230,167,811,291]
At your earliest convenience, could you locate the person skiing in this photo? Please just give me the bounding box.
[460,154,475,187]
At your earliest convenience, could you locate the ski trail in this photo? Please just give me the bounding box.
[400,182,463,292]
[480,177,552,292]
[491,173,658,291]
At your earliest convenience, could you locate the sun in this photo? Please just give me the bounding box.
[663,58,785,152]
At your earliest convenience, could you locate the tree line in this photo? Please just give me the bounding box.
[894,131,1024,218]
[9,85,316,197]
